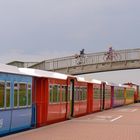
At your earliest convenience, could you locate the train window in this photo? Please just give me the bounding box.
[85,87,87,99]
[114,87,117,97]
[6,82,11,108]
[78,87,81,100]
[126,89,130,98]
[93,86,100,99]
[79,88,82,100]
[58,85,60,102]
[28,84,32,106]
[19,83,27,107]
[118,89,120,98]
[74,87,77,100]
[78,87,80,101]
[49,85,53,103]
[0,81,5,109]
[81,87,84,100]
[119,88,124,99]
[82,87,87,100]
[129,89,134,98]
[53,85,57,102]
[114,87,119,99]
[62,86,67,102]
[126,90,129,97]
[74,87,79,101]
[129,90,131,97]
[79,87,81,100]
[105,88,111,99]
[53,85,60,103]
[67,86,70,101]
[14,83,18,107]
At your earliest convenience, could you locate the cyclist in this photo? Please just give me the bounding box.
[80,49,85,56]
[107,46,113,61]
[75,49,86,65]
[103,46,121,61]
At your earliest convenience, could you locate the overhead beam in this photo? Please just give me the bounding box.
[52,60,140,75]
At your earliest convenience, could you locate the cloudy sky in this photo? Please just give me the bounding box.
[0,0,140,84]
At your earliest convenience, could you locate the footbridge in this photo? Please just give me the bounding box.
[30,48,140,75]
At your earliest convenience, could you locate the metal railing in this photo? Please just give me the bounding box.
[34,48,140,70]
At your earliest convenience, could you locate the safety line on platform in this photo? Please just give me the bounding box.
[110,115,123,122]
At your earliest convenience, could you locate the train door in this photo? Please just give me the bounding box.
[66,78,75,118]
[135,85,139,102]
[111,86,114,108]
[70,79,75,117]
[137,86,140,102]
[100,82,105,110]
[31,77,37,127]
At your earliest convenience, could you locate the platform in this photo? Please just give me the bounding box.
[2,103,140,140]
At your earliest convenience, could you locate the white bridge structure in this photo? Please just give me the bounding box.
[28,48,140,75]
[7,48,140,75]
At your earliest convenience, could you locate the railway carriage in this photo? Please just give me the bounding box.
[91,79,102,112]
[88,79,112,112]
[112,84,125,107]
[19,68,68,127]
[124,85,135,105]
[20,68,89,127]
[0,64,139,136]
[123,83,140,103]
[0,65,33,136]
[135,85,140,102]
[69,77,88,117]
[136,86,140,102]
[102,82,112,110]
[47,77,68,124]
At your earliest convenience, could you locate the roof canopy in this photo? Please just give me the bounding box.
[0,63,21,75]
[19,68,68,80]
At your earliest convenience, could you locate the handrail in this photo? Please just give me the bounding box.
[31,48,140,70]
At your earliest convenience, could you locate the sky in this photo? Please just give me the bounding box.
[0,0,140,84]
[81,69,140,85]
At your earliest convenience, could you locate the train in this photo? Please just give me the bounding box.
[0,64,139,136]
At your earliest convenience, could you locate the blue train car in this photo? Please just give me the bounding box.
[0,64,33,136]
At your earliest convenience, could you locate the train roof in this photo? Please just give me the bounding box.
[109,82,124,87]
[91,79,102,84]
[123,82,139,86]
[19,68,68,80]
[0,64,22,75]
[122,84,136,89]
[78,76,103,84]
[76,76,87,82]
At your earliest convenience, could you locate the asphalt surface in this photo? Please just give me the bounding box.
[1,103,140,140]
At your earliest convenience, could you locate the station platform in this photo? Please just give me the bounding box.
[2,103,140,140]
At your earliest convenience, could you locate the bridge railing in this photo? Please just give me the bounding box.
[33,48,140,70]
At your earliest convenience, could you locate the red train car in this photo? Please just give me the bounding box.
[67,77,88,118]
[20,68,69,127]
[92,79,102,112]
[87,79,112,113]
[18,68,135,130]
[20,68,90,127]
[111,83,125,107]
[34,71,69,127]
[102,82,112,110]
[1,66,138,136]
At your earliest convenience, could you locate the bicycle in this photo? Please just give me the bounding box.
[103,48,121,62]
[75,49,87,65]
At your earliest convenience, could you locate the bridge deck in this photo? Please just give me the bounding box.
[2,103,140,140]
[27,48,140,75]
